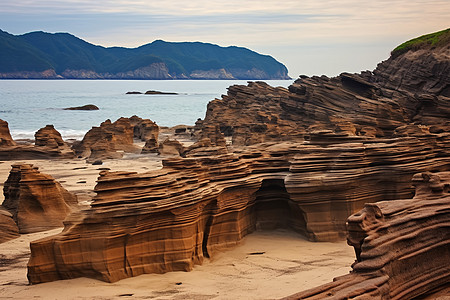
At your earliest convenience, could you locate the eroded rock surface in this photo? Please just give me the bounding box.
[26,32,450,287]
[0,207,19,243]
[27,131,450,283]
[0,121,74,160]
[0,119,16,147]
[284,171,450,299]
[196,38,450,146]
[2,164,77,234]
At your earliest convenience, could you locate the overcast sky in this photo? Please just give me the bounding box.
[1,0,449,77]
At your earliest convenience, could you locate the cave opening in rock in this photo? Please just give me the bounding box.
[253,179,307,236]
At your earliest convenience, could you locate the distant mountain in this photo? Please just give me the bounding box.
[0,30,290,80]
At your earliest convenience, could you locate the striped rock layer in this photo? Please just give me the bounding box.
[27,131,450,284]
[284,171,450,299]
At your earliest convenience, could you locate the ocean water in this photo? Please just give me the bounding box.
[0,80,291,140]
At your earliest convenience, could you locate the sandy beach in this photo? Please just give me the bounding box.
[0,155,356,300]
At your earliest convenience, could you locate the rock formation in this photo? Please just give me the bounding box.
[0,119,16,146]
[74,116,160,160]
[63,104,99,110]
[0,206,19,243]
[73,118,136,160]
[195,33,450,146]
[283,171,450,299]
[2,164,77,234]
[27,130,450,283]
[0,120,74,160]
[158,138,185,156]
[26,30,450,290]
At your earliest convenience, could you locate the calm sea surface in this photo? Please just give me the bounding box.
[0,80,291,140]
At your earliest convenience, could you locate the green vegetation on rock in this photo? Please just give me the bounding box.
[391,28,450,58]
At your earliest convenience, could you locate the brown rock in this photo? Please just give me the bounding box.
[0,119,16,147]
[0,123,74,160]
[0,206,19,243]
[74,117,136,160]
[35,125,66,148]
[26,131,450,283]
[2,164,77,234]
[283,171,450,299]
[158,138,185,156]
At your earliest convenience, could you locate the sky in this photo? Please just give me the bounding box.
[0,0,449,78]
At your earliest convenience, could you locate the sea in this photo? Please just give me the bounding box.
[0,80,291,141]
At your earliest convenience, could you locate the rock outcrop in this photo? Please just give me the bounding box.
[0,121,75,160]
[196,35,450,146]
[2,164,77,234]
[63,104,99,110]
[26,30,450,288]
[283,171,450,299]
[0,119,16,146]
[73,118,136,160]
[74,116,160,160]
[27,131,450,283]
[0,207,19,243]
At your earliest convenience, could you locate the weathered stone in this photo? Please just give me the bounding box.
[0,206,19,243]
[283,171,450,299]
[0,119,16,147]
[2,164,77,234]
[0,122,74,160]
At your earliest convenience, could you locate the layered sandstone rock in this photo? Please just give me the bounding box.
[158,138,185,156]
[0,121,74,160]
[26,33,450,286]
[196,38,449,146]
[0,119,16,146]
[284,171,450,299]
[73,118,136,160]
[74,116,160,160]
[129,115,159,153]
[2,164,77,234]
[27,130,450,283]
[0,206,19,243]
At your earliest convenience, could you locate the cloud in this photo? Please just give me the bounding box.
[0,0,449,76]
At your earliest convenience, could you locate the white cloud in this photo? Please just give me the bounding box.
[1,0,449,76]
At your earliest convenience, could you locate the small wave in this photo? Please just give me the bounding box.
[11,129,87,141]
[10,130,36,140]
[59,129,88,140]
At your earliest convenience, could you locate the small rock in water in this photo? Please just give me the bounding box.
[92,160,103,165]
[64,104,99,110]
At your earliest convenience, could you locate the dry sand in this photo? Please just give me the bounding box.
[0,154,356,300]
